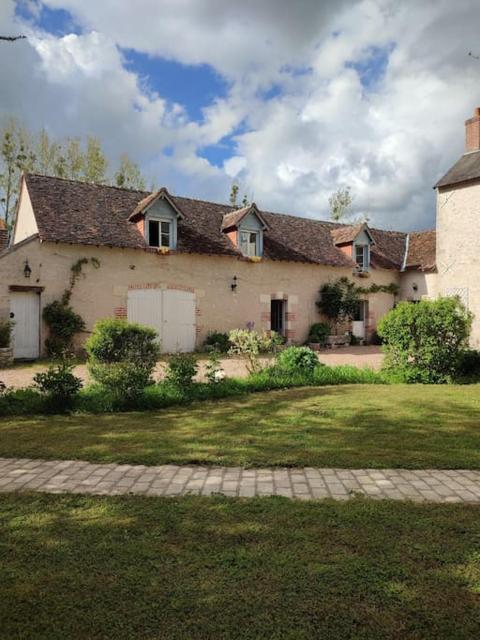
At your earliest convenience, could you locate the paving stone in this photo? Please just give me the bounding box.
[239,486,256,497]
[1,457,480,503]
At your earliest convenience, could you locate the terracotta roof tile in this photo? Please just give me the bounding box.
[406,230,436,271]
[22,173,431,270]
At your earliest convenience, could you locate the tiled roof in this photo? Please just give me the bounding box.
[435,150,480,188]
[221,204,269,231]
[405,230,436,271]
[331,222,374,245]
[23,173,430,270]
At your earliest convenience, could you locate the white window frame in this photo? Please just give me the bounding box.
[147,218,173,249]
[355,244,369,271]
[239,229,260,257]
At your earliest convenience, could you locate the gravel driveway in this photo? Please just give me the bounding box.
[0,346,383,390]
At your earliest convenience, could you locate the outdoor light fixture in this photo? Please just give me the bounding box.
[231,275,238,291]
[23,259,32,279]
[412,282,418,292]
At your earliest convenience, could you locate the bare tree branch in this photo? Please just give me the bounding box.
[0,35,26,42]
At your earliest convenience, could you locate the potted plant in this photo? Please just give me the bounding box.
[307,322,330,351]
[316,278,359,348]
[0,319,14,366]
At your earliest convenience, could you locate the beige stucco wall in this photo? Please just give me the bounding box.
[399,269,438,302]
[436,180,480,347]
[0,238,400,355]
[12,185,38,244]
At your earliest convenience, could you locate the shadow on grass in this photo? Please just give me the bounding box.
[0,493,479,639]
[0,385,480,468]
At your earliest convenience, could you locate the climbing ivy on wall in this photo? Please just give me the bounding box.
[43,257,101,356]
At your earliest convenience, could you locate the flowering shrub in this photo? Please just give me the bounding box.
[228,329,282,373]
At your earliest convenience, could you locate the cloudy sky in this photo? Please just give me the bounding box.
[1,0,480,230]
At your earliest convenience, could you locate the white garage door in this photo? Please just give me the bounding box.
[127,288,196,353]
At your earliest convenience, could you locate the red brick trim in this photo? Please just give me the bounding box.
[285,312,296,321]
[167,283,195,293]
[114,307,127,319]
[261,312,271,321]
[128,282,162,290]
[286,330,296,339]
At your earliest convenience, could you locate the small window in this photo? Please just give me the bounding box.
[239,230,259,257]
[148,219,171,248]
[271,299,285,335]
[353,301,365,321]
[355,245,368,271]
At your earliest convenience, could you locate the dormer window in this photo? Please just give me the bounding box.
[221,203,269,259]
[239,230,259,257]
[148,219,172,248]
[129,187,184,251]
[355,244,369,271]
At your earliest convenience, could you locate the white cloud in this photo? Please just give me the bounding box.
[223,155,246,178]
[2,0,480,229]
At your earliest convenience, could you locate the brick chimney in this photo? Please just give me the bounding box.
[465,107,480,152]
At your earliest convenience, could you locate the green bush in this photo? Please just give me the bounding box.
[204,331,230,353]
[317,278,360,332]
[0,320,13,349]
[275,346,319,375]
[458,350,480,379]
[86,318,160,366]
[43,301,85,356]
[377,297,472,383]
[165,353,198,387]
[307,322,330,344]
[0,387,48,415]
[205,351,225,384]
[0,362,387,416]
[33,359,83,410]
[86,319,160,403]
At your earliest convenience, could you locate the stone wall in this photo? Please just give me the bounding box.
[0,237,400,356]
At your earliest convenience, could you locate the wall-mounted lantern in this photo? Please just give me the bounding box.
[231,275,238,292]
[412,282,418,292]
[23,259,32,279]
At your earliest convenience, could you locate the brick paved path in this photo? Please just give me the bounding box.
[1,457,480,502]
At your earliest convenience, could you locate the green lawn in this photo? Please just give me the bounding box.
[1,384,480,468]
[1,493,479,639]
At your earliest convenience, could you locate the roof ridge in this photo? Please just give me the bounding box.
[25,172,148,196]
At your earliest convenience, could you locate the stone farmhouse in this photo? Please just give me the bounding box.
[2,107,479,359]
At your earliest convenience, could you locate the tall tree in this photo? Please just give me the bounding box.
[0,119,34,229]
[0,119,149,228]
[229,183,239,207]
[36,129,57,175]
[329,186,353,222]
[83,136,108,184]
[115,154,146,190]
[65,138,85,180]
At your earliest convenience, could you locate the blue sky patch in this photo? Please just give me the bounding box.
[198,136,237,168]
[122,49,229,122]
[346,44,395,90]
[16,1,82,36]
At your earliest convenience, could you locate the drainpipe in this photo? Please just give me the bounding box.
[400,233,410,272]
